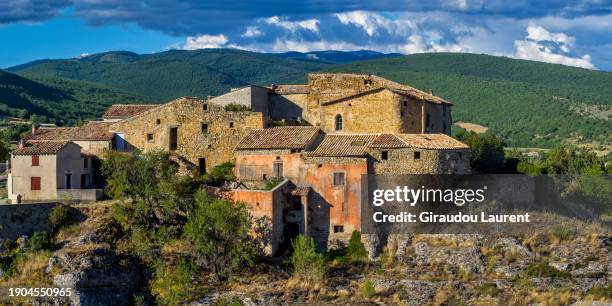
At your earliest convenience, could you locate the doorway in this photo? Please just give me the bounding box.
[65,172,72,189]
[169,127,178,151]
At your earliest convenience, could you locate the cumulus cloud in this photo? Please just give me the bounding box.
[513,25,596,69]
[180,34,229,50]
[264,16,319,33]
[242,26,262,38]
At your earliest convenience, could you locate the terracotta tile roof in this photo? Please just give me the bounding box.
[103,104,160,119]
[369,134,408,148]
[236,126,320,150]
[13,141,74,155]
[396,134,469,149]
[272,85,309,94]
[307,134,376,157]
[26,122,114,142]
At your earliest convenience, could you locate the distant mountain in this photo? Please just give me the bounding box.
[8,49,329,101]
[274,50,402,63]
[6,49,612,148]
[0,69,145,125]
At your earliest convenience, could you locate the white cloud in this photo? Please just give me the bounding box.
[181,34,229,50]
[513,25,595,69]
[335,11,415,37]
[264,16,319,33]
[242,26,262,38]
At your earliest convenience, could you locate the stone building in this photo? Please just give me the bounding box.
[270,74,452,134]
[7,141,102,202]
[233,126,470,253]
[109,97,265,173]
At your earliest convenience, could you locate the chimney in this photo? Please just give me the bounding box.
[31,122,40,134]
[428,89,433,95]
[18,138,25,148]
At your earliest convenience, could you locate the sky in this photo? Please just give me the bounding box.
[1,0,611,71]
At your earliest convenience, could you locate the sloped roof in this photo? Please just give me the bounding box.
[307,134,376,157]
[236,126,320,150]
[26,122,114,142]
[13,141,74,155]
[369,133,408,148]
[103,104,160,119]
[396,134,469,149]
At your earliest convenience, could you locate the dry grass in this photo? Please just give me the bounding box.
[455,121,488,133]
[1,251,53,287]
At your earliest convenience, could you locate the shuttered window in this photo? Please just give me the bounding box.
[333,172,345,186]
[31,177,41,190]
[32,155,39,166]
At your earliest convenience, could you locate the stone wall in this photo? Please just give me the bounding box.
[235,150,303,181]
[209,86,271,117]
[369,147,470,174]
[269,93,309,122]
[0,203,57,240]
[111,97,265,171]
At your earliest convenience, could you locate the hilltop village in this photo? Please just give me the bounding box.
[6,73,470,252]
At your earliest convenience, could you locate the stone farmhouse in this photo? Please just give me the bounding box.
[6,73,470,253]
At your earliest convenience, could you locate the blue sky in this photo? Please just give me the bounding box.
[1,0,611,71]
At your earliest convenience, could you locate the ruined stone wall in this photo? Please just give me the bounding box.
[232,180,292,255]
[0,203,57,240]
[369,147,470,174]
[72,140,112,157]
[111,97,265,170]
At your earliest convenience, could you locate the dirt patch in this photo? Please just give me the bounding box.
[455,121,488,133]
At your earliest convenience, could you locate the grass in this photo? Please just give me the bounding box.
[361,279,376,298]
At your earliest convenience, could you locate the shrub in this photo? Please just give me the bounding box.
[524,262,570,278]
[361,279,376,298]
[224,103,252,112]
[49,204,71,232]
[347,231,368,262]
[203,162,235,186]
[264,178,282,190]
[183,190,257,278]
[28,232,54,252]
[151,258,199,305]
[291,235,326,281]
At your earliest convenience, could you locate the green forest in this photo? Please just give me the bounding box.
[2,50,611,149]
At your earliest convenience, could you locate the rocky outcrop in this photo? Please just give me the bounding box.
[47,241,142,306]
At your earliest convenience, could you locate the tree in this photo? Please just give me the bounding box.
[455,130,505,173]
[290,235,326,281]
[182,190,257,278]
[101,150,198,227]
[0,139,10,162]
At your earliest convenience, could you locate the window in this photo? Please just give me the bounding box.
[201,123,208,133]
[414,151,421,160]
[65,173,72,189]
[31,155,39,166]
[229,122,234,128]
[425,113,431,128]
[364,79,372,86]
[81,174,88,188]
[333,172,345,186]
[203,104,208,111]
[31,177,41,190]
[381,151,389,160]
[169,127,178,151]
[334,114,343,131]
[273,160,283,178]
[400,111,404,117]
[156,118,161,125]
[146,133,154,142]
[198,158,206,174]
[83,157,88,169]
[403,101,407,107]
[333,225,344,233]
